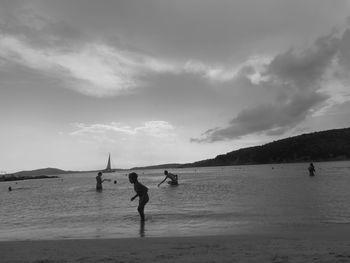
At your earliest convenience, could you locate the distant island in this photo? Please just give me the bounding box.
[0,167,124,182]
[0,168,74,182]
[2,127,350,178]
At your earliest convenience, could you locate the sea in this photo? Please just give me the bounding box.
[1,161,350,241]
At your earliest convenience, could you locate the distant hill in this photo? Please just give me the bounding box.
[0,168,73,182]
[10,167,76,177]
[131,163,182,170]
[4,128,350,175]
[180,127,350,168]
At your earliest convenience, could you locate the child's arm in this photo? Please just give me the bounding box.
[158,176,167,187]
[131,193,138,201]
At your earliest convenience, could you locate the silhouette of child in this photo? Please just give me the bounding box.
[158,170,178,186]
[96,172,106,191]
[129,172,149,221]
[308,163,315,176]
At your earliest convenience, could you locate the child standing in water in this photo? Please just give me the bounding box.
[96,171,106,191]
[308,163,316,176]
[129,172,149,221]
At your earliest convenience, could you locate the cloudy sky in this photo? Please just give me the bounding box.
[1,0,350,172]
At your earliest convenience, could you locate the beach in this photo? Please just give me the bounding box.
[2,229,350,263]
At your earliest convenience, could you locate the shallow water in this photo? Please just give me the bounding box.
[1,161,350,241]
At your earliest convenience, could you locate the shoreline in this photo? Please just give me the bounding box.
[1,230,350,263]
[0,175,59,182]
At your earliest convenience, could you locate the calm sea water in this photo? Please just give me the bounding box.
[1,161,350,241]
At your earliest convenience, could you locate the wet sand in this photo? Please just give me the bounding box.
[1,229,350,263]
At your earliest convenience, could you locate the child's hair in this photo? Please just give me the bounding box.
[98,172,102,176]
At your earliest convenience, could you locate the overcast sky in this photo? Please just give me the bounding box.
[1,0,350,172]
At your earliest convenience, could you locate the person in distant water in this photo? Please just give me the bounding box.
[308,163,315,176]
[96,171,107,191]
[129,172,149,221]
[8,186,12,192]
[158,170,178,186]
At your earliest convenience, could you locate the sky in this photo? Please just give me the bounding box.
[1,0,350,172]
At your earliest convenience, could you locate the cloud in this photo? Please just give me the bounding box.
[184,56,271,83]
[70,122,136,136]
[70,121,176,140]
[0,32,240,97]
[1,0,349,100]
[193,27,350,142]
[267,33,338,89]
[0,34,157,96]
[0,30,271,97]
[0,2,282,96]
[192,92,328,142]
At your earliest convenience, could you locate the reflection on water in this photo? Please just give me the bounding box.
[140,221,145,237]
[1,161,350,241]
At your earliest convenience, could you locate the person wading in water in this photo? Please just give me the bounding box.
[129,172,149,221]
[158,170,178,186]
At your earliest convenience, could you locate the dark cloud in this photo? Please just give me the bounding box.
[267,33,338,89]
[192,92,328,142]
[193,27,349,143]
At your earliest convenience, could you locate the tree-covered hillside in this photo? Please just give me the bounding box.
[181,128,350,167]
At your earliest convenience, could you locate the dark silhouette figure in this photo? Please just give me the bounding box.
[308,163,316,176]
[114,180,117,184]
[129,172,149,221]
[8,186,12,192]
[96,172,107,191]
[158,170,178,186]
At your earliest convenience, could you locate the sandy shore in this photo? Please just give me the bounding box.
[1,230,350,263]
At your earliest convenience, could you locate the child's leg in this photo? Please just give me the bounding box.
[138,195,149,221]
[137,204,145,221]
